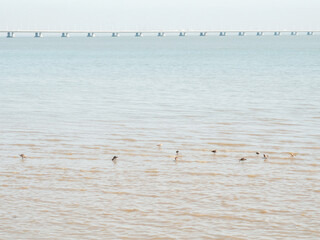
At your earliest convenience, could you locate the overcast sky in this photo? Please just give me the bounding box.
[1,0,319,30]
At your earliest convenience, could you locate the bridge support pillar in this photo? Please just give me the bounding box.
[7,32,15,38]
[200,32,207,36]
[179,32,186,37]
[135,32,142,37]
[274,32,280,36]
[291,32,297,36]
[257,32,263,36]
[219,32,226,36]
[87,32,95,37]
[307,32,313,35]
[112,32,119,37]
[158,32,165,37]
[34,32,43,38]
[238,32,245,36]
[61,32,70,38]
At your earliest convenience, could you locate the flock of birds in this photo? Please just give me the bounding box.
[239,152,269,162]
[19,148,297,163]
[110,148,297,163]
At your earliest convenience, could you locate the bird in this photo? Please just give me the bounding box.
[176,150,179,155]
[263,154,269,160]
[289,152,296,157]
[256,152,260,155]
[211,150,217,153]
[174,156,178,161]
[239,158,247,162]
[112,156,118,162]
[19,154,26,160]
[157,144,162,148]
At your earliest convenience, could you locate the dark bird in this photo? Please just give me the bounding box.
[239,157,247,162]
[256,152,260,155]
[211,150,217,153]
[112,156,118,162]
[19,154,26,160]
[176,150,179,155]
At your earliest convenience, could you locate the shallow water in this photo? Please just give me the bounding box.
[0,36,320,239]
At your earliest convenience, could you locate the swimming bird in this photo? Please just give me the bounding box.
[263,154,269,160]
[174,156,178,161]
[19,154,26,160]
[211,150,217,153]
[176,150,179,155]
[112,156,118,162]
[157,144,162,147]
[239,158,247,162]
[256,152,260,155]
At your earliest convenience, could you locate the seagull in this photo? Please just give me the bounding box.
[112,156,118,162]
[211,150,217,153]
[19,154,26,160]
[239,158,247,162]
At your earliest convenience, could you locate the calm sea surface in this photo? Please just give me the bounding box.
[0,36,320,239]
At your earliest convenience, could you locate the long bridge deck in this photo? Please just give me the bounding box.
[1,30,319,38]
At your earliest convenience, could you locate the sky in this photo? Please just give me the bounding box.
[1,0,320,30]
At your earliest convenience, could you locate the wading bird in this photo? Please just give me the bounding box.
[289,152,296,157]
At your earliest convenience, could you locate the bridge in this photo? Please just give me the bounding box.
[1,30,319,38]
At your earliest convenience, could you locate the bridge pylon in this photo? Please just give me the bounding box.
[7,32,15,38]
[61,32,70,38]
[87,32,95,37]
[34,32,43,38]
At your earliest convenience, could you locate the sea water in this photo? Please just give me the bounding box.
[0,36,320,239]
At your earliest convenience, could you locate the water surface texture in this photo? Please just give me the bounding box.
[0,36,320,239]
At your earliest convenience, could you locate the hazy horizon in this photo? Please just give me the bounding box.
[1,0,320,30]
